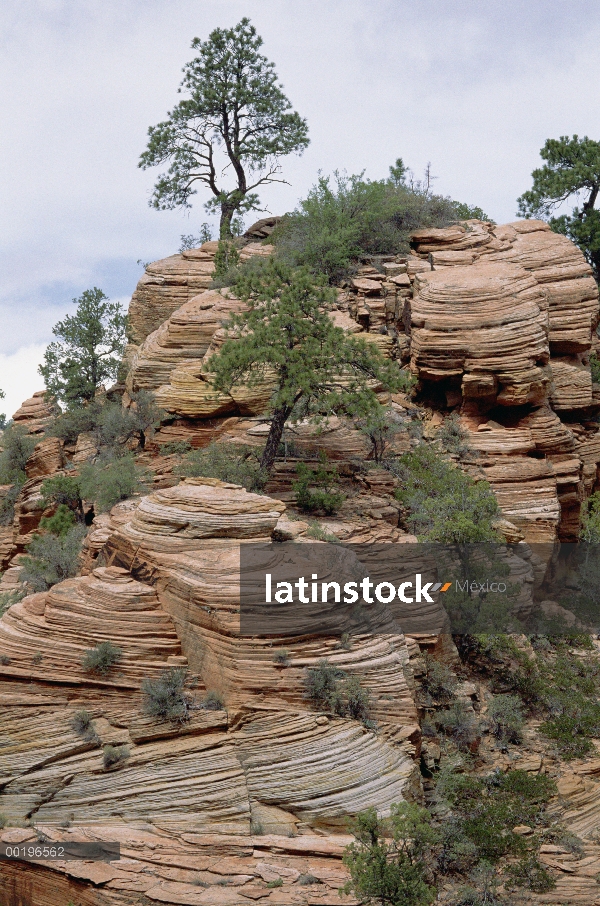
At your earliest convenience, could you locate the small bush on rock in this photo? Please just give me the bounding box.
[271,165,458,283]
[202,691,224,711]
[436,701,481,752]
[421,656,457,704]
[161,440,193,455]
[47,402,104,445]
[142,668,189,723]
[0,588,26,617]
[438,413,471,456]
[293,455,345,515]
[0,478,25,526]
[392,445,499,542]
[342,802,438,906]
[20,524,87,591]
[98,392,164,453]
[103,744,130,769]
[176,442,267,492]
[79,454,146,512]
[39,504,76,537]
[0,425,37,483]
[305,660,371,722]
[504,855,555,893]
[40,474,83,518]
[71,709,94,737]
[488,694,524,745]
[82,641,122,675]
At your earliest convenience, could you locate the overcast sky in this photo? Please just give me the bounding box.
[1,0,599,417]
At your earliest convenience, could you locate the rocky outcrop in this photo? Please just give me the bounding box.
[399,220,600,542]
[11,391,58,434]
[0,476,422,904]
[128,290,249,392]
[128,241,273,347]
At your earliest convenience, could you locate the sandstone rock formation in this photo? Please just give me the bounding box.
[0,479,422,904]
[128,240,272,347]
[11,391,58,434]
[2,218,600,905]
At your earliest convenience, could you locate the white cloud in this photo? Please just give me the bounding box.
[0,345,48,422]
[2,0,600,377]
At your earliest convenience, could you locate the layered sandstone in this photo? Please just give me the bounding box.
[128,240,272,347]
[11,391,59,434]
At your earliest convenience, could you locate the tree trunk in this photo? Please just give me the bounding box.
[260,406,291,473]
[219,202,236,239]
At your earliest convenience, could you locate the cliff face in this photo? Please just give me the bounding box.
[0,480,419,905]
[2,220,600,905]
[407,219,600,542]
[124,220,600,544]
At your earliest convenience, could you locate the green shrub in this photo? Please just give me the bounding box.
[103,744,130,768]
[176,442,266,492]
[0,425,34,525]
[357,404,406,463]
[0,477,25,526]
[342,803,438,906]
[271,165,458,283]
[47,402,104,445]
[453,202,494,223]
[39,504,77,537]
[488,694,524,745]
[293,455,345,515]
[421,656,457,703]
[79,454,146,512]
[296,874,320,885]
[71,709,96,740]
[161,440,193,455]
[343,675,371,721]
[20,524,86,591]
[273,649,289,665]
[306,659,346,708]
[82,641,122,675]
[0,425,37,483]
[392,445,499,542]
[0,588,25,617]
[305,660,370,722]
[453,861,502,905]
[580,489,600,541]
[440,770,556,863]
[438,413,471,456]
[213,238,240,277]
[179,223,213,251]
[266,878,283,888]
[305,521,339,542]
[436,702,480,752]
[590,352,600,385]
[504,855,555,893]
[437,819,479,874]
[142,668,189,723]
[40,474,83,513]
[202,690,224,711]
[97,392,164,453]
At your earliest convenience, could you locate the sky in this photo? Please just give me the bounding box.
[1,0,600,418]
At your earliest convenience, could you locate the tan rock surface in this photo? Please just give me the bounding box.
[11,390,59,434]
[128,242,273,346]
[129,290,248,392]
